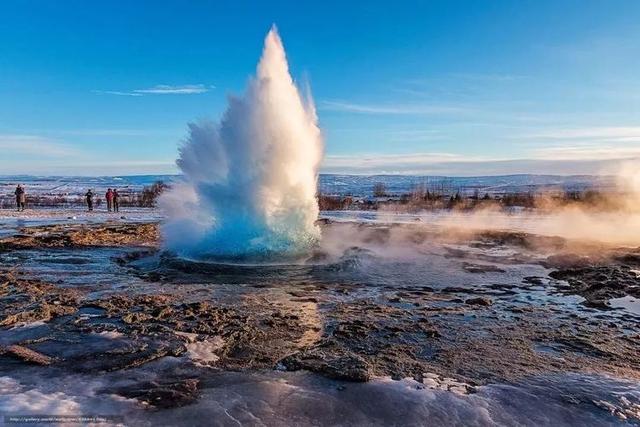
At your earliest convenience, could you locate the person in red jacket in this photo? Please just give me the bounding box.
[105,188,114,212]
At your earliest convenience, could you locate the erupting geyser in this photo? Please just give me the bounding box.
[160,26,323,258]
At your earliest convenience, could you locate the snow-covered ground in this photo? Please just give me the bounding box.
[0,175,172,198]
[0,207,161,223]
[0,207,162,238]
[0,173,612,199]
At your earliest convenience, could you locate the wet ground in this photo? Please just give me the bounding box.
[0,215,639,426]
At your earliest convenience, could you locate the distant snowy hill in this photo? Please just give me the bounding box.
[0,175,175,197]
[318,174,615,196]
[0,173,614,198]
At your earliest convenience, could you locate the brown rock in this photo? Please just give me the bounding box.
[1,345,53,365]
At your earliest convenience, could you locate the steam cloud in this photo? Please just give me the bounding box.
[161,26,323,258]
[414,160,640,247]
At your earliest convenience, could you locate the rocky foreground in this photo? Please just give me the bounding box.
[0,221,639,413]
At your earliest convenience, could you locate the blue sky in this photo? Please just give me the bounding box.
[1,0,639,176]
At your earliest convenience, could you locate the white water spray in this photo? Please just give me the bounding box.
[161,26,323,258]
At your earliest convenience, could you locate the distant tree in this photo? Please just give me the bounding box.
[373,182,387,197]
[138,181,168,207]
[318,192,352,210]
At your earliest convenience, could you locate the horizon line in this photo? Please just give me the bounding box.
[0,172,616,179]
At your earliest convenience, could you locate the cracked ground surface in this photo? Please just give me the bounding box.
[0,220,639,425]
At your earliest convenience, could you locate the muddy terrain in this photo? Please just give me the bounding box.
[0,220,639,424]
[0,223,158,251]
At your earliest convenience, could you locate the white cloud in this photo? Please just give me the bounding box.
[52,129,155,137]
[63,160,177,175]
[0,158,177,176]
[321,149,637,176]
[0,135,81,158]
[522,126,640,141]
[134,84,209,95]
[16,128,184,138]
[322,152,498,175]
[319,99,553,125]
[448,72,528,82]
[324,152,486,169]
[94,84,212,97]
[320,100,468,115]
[387,129,446,142]
[92,90,143,97]
[531,143,640,161]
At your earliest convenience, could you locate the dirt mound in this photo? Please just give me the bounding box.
[0,222,159,250]
[0,270,80,327]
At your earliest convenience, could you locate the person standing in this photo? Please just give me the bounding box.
[112,189,120,212]
[105,188,113,212]
[14,185,26,211]
[85,189,94,212]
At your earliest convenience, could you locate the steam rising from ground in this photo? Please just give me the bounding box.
[444,161,640,246]
[353,161,640,247]
[320,162,640,248]
[161,27,323,257]
[435,207,640,246]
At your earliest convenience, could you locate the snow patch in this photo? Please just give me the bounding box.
[185,337,225,366]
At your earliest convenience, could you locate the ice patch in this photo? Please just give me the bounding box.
[418,372,477,395]
[0,374,138,424]
[610,295,640,315]
[92,331,124,340]
[0,370,638,426]
[174,331,199,343]
[186,337,225,366]
[9,320,47,330]
[0,376,81,414]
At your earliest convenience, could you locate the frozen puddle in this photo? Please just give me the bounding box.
[610,296,640,316]
[0,369,638,426]
[185,337,225,366]
[0,375,138,425]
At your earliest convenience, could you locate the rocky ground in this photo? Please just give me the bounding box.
[0,220,639,415]
[0,222,158,251]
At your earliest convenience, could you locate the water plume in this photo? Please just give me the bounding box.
[161,26,323,258]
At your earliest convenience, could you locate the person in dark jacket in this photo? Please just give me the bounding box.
[112,189,120,212]
[14,185,26,211]
[85,190,94,212]
[105,188,113,212]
